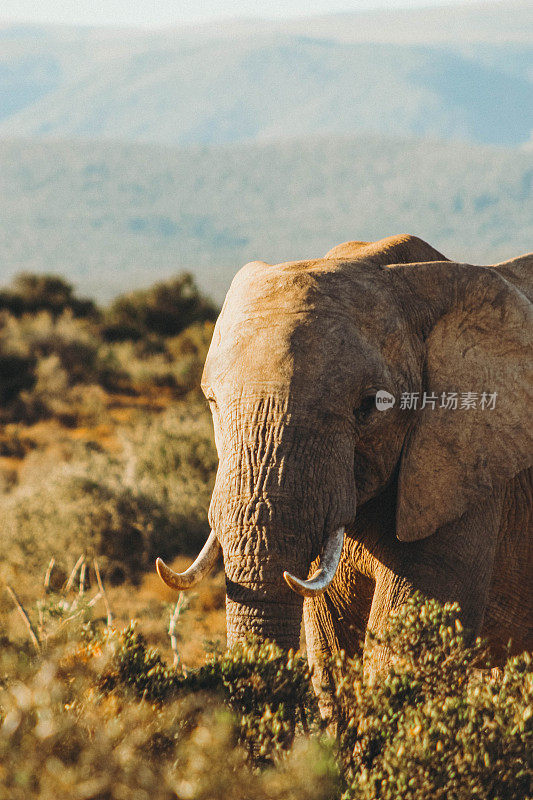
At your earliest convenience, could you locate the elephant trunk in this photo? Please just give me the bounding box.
[226,598,303,651]
[224,550,305,651]
[154,400,356,651]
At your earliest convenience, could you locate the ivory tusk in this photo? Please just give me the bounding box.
[156,530,220,590]
[283,527,345,598]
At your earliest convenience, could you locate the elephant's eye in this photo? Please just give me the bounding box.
[353,394,376,424]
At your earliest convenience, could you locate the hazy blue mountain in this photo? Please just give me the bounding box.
[0,136,531,302]
[253,2,532,45]
[0,2,531,147]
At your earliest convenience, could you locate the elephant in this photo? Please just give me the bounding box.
[156,233,532,699]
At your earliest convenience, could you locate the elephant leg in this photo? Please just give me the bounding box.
[304,567,374,717]
[363,569,415,681]
[303,594,338,718]
[364,489,505,681]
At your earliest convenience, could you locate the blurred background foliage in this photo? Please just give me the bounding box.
[1,5,531,793]
[0,271,217,588]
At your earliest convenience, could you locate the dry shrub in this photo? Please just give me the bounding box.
[0,626,336,800]
[2,470,178,585]
[0,271,217,422]
[101,273,217,342]
[0,595,530,800]
[0,310,108,423]
[100,320,214,396]
[331,596,532,800]
[0,273,96,319]
[118,402,217,552]
[0,402,216,585]
[0,311,100,382]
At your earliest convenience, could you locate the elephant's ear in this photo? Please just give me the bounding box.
[392,261,533,542]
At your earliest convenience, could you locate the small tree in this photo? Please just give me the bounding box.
[102,273,218,341]
[0,273,97,318]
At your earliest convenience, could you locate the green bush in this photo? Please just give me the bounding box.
[101,626,318,763]
[0,595,530,799]
[184,639,318,762]
[95,601,533,798]
[331,596,532,800]
[0,273,97,318]
[1,402,217,583]
[102,273,218,342]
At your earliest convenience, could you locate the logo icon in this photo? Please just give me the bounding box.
[375,390,396,411]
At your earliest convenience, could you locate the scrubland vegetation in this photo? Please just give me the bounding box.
[1,588,530,799]
[0,272,218,581]
[1,272,531,798]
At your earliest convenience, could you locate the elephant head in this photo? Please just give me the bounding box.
[156,237,532,653]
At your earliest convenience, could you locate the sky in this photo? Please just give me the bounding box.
[1,0,496,28]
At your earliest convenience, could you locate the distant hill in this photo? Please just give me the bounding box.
[0,136,531,302]
[235,2,533,45]
[0,2,531,147]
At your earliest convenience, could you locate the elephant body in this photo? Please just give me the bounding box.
[311,235,533,680]
[157,234,532,699]
[305,466,532,696]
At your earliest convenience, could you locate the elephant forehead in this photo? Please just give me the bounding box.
[202,259,404,400]
[225,258,389,310]
[204,313,382,409]
[207,314,331,387]
[205,267,322,384]
[222,259,401,338]
[224,264,325,318]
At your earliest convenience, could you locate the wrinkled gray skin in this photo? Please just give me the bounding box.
[201,234,533,700]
